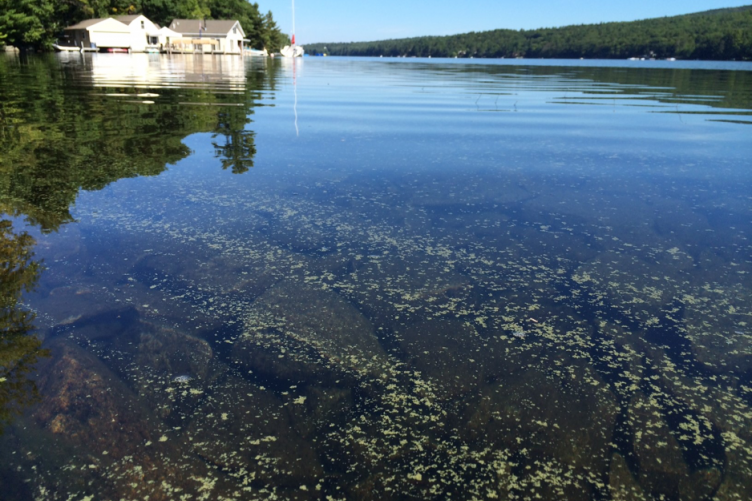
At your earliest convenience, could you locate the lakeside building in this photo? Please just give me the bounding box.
[168,20,246,55]
[63,18,132,50]
[112,15,161,52]
[61,16,244,54]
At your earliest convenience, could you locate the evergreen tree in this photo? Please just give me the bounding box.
[305,6,752,61]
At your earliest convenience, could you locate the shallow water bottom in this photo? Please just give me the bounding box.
[2,54,752,500]
[2,161,750,500]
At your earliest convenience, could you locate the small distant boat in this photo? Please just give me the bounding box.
[280,0,304,57]
[280,44,304,58]
[246,48,269,57]
[53,43,80,52]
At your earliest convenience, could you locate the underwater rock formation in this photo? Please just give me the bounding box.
[234,280,388,384]
[186,375,324,488]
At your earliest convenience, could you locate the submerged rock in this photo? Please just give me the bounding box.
[608,453,648,501]
[51,305,219,425]
[398,319,497,400]
[344,253,472,330]
[133,323,214,379]
[683,285,752,373]
[256,212,337,254]
[234,280,388,384]
[185,375,323,487]
[31,339,160,458]
[465,361,619,501]
[129,326,219,425]
[48,305,142,341]
[15,339,218,499]
[627,393,722,501]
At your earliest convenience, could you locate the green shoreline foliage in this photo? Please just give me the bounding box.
[0,0,288,52]
[306,5,752,60]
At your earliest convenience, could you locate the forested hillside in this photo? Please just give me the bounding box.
[0,0,288,51]
[307,6,752,60]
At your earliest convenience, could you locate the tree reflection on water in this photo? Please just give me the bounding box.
[0,53,273,435]
[0,220,47,436]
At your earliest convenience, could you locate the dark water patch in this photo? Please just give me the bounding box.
[203,321,244,363]
[738,370,752,408]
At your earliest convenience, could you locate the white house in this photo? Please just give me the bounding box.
[168,19,245,55]
[155,26,181,49]
[113,15,161,52]
[62,16,245,54]
[63,18,131,50]
[63,15,160,52]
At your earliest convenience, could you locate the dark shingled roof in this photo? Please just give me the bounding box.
[168,19,243,36]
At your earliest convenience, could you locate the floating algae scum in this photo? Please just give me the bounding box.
[1,55,752,500]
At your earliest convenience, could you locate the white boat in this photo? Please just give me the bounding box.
[280,45,304,57]
[280,0,304,57]
[53,43,81,52]
[54,43,98,52]
[245,48,269,57]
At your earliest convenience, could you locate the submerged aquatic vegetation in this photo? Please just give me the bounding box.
[10,160,748,500]
[2,56,752,500]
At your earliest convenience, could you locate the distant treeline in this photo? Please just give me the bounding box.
[307,6,752,60]
[0,0,288,51]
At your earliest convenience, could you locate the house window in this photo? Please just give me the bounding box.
[233,27,237,34]
[141,20,145,29]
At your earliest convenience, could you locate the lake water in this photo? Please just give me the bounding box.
[1,53,752,500]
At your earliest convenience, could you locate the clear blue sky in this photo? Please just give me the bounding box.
[257,0,752,44]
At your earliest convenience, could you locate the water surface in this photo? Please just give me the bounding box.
[1,53,752,500]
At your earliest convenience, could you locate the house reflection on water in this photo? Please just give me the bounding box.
[86,52,250,88]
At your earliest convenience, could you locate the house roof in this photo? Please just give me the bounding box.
[114,15,142,25]
[65,15,159,32]
[168,19,243,37]
[65,18,109,30]
[156,27,181,36]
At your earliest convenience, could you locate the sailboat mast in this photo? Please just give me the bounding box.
[292,0,296,45]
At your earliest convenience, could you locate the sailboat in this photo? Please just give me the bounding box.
[280,0,304,57]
